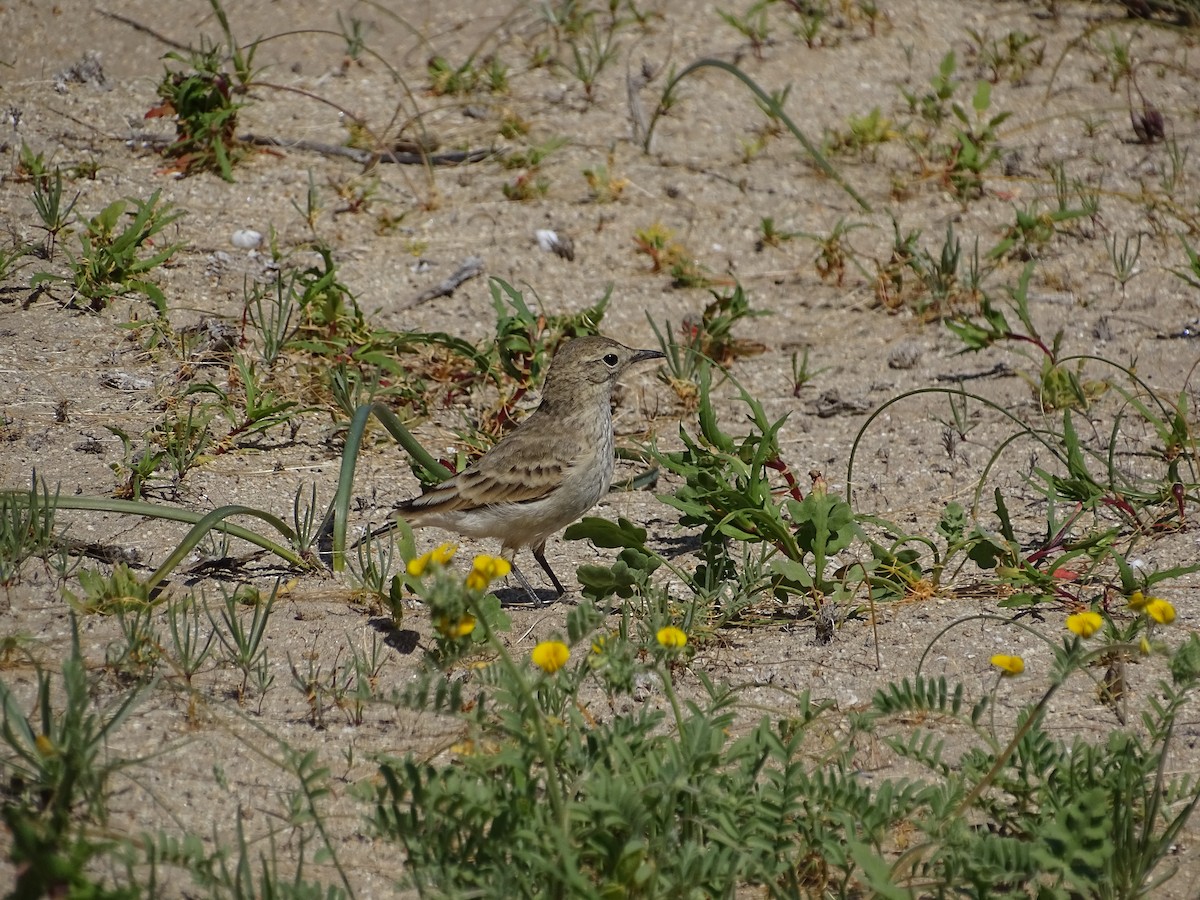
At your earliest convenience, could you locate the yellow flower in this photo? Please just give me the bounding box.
[990,654,1024,676]
[1145,598,1176,625]
[1066,611,1103,639]
[406,543,458,577]
[1127,590,1148,612]
[531,640,570,673]
[656,626,688,649]
[465,554,512,591]
[436,614,476,639]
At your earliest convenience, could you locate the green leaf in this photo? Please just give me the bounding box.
[770,556,812,588]
[971,79,991,114]
[563,516,648,550]
[936,502,965,543]
[1170,633,1200,685]
[1032,787,1112,888]
[846,838,911,899]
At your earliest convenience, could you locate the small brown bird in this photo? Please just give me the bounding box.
[394,335,664,603]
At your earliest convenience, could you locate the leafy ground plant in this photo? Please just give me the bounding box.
[145,0,257,180]
[31,189,182,311]
[363,538,1200,897]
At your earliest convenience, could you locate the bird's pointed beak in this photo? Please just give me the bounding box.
[632,348,667,364]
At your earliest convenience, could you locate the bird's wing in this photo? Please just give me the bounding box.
[399,416,582,512]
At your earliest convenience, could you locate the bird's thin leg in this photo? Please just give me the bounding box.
[532,542,567,600]
[509,562,546,607]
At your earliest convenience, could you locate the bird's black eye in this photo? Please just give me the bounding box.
[603,353,619,367]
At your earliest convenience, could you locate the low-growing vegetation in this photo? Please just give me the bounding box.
[2,0,1199,896]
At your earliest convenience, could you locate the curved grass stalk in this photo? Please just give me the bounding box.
[145,505,300,591]
[642,58,872,212]
[321,402,453,571]
[845,386,1066,512]
[2,494,308,577]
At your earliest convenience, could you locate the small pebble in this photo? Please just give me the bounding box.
[231,229,263,249]
[535,229,575,261]
[887,342,923,370]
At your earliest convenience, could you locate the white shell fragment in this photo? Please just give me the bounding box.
[231,229,263,249]
[535,229,575,261]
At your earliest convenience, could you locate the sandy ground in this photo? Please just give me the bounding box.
[2,0,1200,895]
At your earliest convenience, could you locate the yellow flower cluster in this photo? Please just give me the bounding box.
[1066,610,1103,638]
[406,543,457,577]
[435,614,476,639]
[531,640,570,673]
[656,626,688,649]
[990,654,1024,676]
[466,554,512,592]
[1146,599,1176,625]
[1129,591,1176,625]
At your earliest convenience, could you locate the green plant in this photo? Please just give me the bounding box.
[1106,231,1143,297]
[646,315,705,408]
[64,564,153,615]
[31,190,183,312]
[0,619,147,899]
[875,220,983,318]
[582,150,629,202]
[208,583,276,707]
[0,473,60,586]
[16,141,53,186]
[943,79,1011,198]
[153,401,215,487]
[755,216,800,250]
[336,11,367,62]
[860,622,1200,897]
[165,593,215,722]
[945,261,1107,411]
[966,27,1045,84]
[630,223,713,288]
[368,576,864,897]
[787,0,828,48]
[146,0,258,180]
[292,169,323,232]
[106,604,163,683]
[0,241,32,284]
[29,165,79,259]
[349,523,405,621]
[242,274,299,367]
[567,15,621,103]
[334,631,387,726]
[987,199,1090,262]
[501,170,551,201]
[427,55,481,95]
[106,426,167,500]
[717,1,773,58]
[796,218,868,286]
[572,365,858,618]
[500,136,566,201]
[790,346,826,395]
[826,106,900,158]
[1159,137,1188,194]
[645,284,765,408]
[901,50,960,132]
[186,354,305,455]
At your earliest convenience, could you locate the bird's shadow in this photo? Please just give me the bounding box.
[493,586,563,608]
[367,618,422,654]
